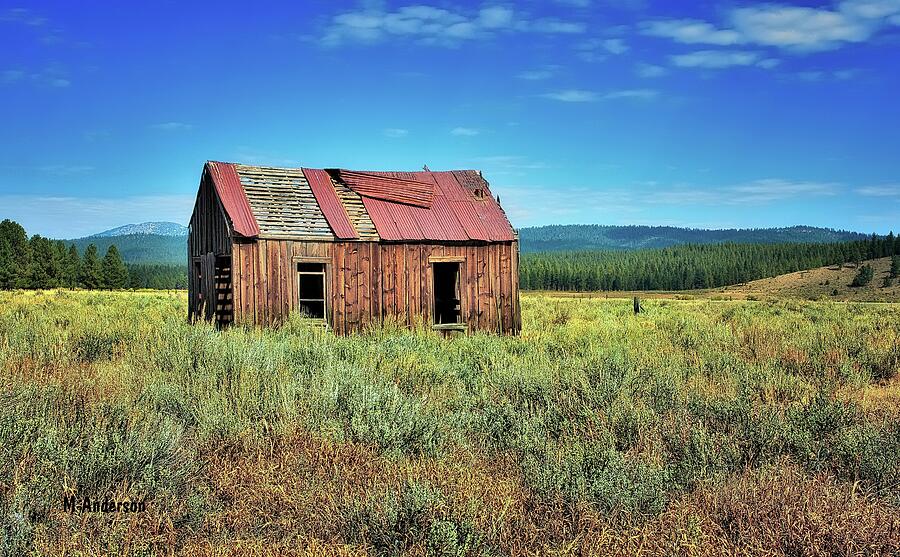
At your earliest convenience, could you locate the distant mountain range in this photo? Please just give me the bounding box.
[518,225,869,252]
[59,222,872,265]
[63,222,187,265]
[90,221,188,237]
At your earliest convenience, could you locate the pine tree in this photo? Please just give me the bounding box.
[80,244,104,289]
[891,254,899,279]
[64,244,81,288]
[101,245,129,289]
[0,219,31,289]
[28,235,59,289]
[850,264,874,287]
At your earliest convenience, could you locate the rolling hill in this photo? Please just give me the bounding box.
[518,225,868,252]
[60,221,876,267]
[717,256,899,302]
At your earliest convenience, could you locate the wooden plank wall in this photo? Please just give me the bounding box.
[188,173,233,319]
[231,239,521,334]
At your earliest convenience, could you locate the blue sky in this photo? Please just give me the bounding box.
[1,0,898,238]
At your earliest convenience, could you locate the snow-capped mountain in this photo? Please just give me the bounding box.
[90,222,188,238]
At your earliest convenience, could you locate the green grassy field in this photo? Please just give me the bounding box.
[1,290,899,556]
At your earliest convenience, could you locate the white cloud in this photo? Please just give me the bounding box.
[477,6,514,29]
[857,184,900,196]
[0,7,47,26]
[642,19,742,45]
[517,68,555,80]
[1,69,24,83]
[730,5,871,51]
[323,3,584,46]
[840,0,900,19]
[150,122,193,132]
[642,1,900,53]
[651,179,840,206]
[541,89,598,102]
[541,88,659,102]
[635,63,668,78]
[450,127,480,136]
[39,164,94,176]
[383,128,409,138]
[531,19,586,34]
[602,88,658,100]
[670,50,761,68]
[553,0,591,6]
[602,38,629,54]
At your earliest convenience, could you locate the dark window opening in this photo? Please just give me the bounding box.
[433,262,461,325]
[298,262,326,319]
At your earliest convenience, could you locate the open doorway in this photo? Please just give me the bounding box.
[433,262,461,325]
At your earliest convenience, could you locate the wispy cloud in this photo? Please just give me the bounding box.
[795,68,861,81]
[642,19,741,45]
[517,66,558,80]
[1,69,25,83]
[0,7,47,26]
[541,88,659,102]
[541,89,598,102]
[602,88,658,100]
[602,38,629,54]
[469,155,550,177]
[635,63,668,78]
[150,122,194,132]
[450,127,480,136]
[322,4,583,47]
[39,164,95,176]
[670,50,769,69]
[857,184,900,197]
[642,1,900,53]
[383,128,409,138]
[652,179,840,205]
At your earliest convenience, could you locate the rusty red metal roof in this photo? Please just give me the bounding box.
[206,161,260,237]
[335,169,434,208]
[302,168,358,239]
[342,169,515,242]
[204,162,515,242]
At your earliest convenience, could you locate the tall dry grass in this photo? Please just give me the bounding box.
[0,290,898,555]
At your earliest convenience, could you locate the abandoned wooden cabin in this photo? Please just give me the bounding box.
[187,161,521,334]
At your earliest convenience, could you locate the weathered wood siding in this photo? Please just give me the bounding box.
[231,239,521,334]
[188,172,233,321]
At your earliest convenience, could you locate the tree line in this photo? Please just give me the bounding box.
[520,233,900,291]
[0,219,187,290]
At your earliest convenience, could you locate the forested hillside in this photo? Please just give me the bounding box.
[519,225,868,252]
[521,235,900,291]
[67,234,185,265]
[0,219,186,290]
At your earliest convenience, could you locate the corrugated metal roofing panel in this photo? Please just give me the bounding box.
[336,170,434,208]
[206,161,260,237]
[451,171,516,241]
[302,168,358,239]
[449,200,491,241]
[360,197,403,240]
